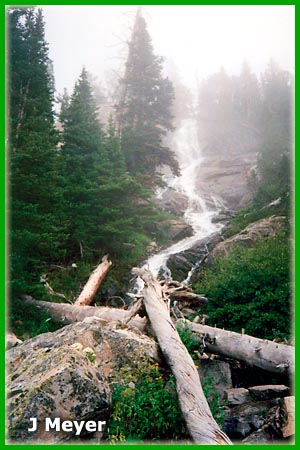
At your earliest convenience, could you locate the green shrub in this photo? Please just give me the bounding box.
[193,233,291,341]
[177,323,201,359]
[107,363,187,443]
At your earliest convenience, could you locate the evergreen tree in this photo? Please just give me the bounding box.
[256,60,293,207]
[60,69,139,259]
[8,7,64,294]
[117,10,179,183]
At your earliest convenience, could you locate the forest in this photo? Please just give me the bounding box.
[7,6,294,445]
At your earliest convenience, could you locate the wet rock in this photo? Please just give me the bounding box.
[195,154,256,210]
[225,388,252,406]
[207,215,286,263]
[249,385,290,401]
[156,219,193,242]
[7,322,159,443]
[156,187,189,216]
[166,232,223,281]
[147,241,158,253]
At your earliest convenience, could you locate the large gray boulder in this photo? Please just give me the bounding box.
[6,322,159,443]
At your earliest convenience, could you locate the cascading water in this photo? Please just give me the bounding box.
[133,117,224,291]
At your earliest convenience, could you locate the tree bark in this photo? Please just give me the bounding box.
[74,255,112,306]
[132,268,232,445]
[21,295,146,332]
[177,319,294,375]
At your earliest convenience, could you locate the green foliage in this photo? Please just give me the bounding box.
[177,323,200,359]
[8,7,66,297]
[107,363,187,443]
[193,233,291,341]
[224,202,289,238]
[118,11,179,182]
[9,299,62,340]
[201,375,228,429]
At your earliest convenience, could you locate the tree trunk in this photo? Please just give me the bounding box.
[21,296,146,332]
[177,319,294,375]
[74,255,112,306]
[132,268,232,445]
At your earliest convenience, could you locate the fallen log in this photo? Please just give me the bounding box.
[21,296,146,332]
[74,255,112,306]
[132,268,232,445]
[177,319,294,375]
[168,290,208,305]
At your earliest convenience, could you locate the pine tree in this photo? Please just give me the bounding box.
[60,69,139,259]
[117,10,179,183]
[8,7,64,294]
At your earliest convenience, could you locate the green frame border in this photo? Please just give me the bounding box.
[1,1,298,449]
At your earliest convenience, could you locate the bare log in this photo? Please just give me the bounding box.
[177,319,294,375]
[21,296,146,332]
[168,290,208,305]
[74,255,112,306]
[132,268,232,445]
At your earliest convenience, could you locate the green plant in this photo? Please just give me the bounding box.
[107,362,187,443]
[202,375,228,428]
[193,233,291,340]
[177,323,200,361]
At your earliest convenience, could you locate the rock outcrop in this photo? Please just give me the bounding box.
[223,386,294,442]
[166,232,223,281]
[207,215,286,262]
[195,153,256,211]
[6,322,159,443]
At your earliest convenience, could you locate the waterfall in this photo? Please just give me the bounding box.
[134,118,224,290]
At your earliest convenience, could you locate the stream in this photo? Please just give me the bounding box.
[134,117,225,292]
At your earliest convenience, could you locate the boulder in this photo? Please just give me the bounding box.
[207,215,286,262]
[225,388,252,406]
[249,385,290,401]
[242,428,274,443]
[198,359,232,398]
[224,399,280,439]
[6,331,22,350]
[7,322,159,443]
[156,219,193,242]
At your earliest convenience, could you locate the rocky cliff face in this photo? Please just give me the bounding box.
[195,152,256,211]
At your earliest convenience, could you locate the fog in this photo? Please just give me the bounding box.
[40,5,294,96]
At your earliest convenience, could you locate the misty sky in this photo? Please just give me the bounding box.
[40,5,295,97]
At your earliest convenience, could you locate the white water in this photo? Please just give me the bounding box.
[135,118,224,290]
